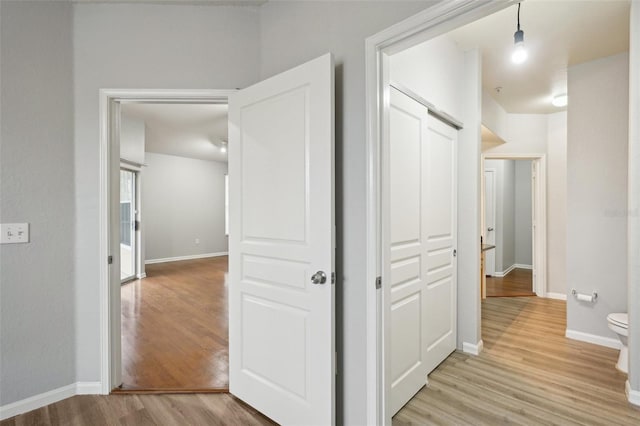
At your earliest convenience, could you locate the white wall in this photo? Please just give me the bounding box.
[546,111,568,295]
[515,160,532,266]
[628,0,640,395]
[482,89,508,142]
[567,52,629,340]
[0,1,76,406]
[143,153,227,261]
[120,113,145,165]
[73,1,261,384]
[390,34,465,121]
[259,2,437,423]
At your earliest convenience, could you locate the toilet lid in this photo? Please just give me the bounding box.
[608,313,628,328]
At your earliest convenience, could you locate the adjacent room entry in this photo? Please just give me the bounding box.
[119,169,137,282]
[104,53,336,425]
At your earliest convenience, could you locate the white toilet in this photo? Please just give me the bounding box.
[607,312,629,373]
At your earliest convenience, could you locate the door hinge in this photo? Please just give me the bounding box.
[376,276,382,289]
[453,249,457,257]
[331,272,336,284]
[108,255,113,265]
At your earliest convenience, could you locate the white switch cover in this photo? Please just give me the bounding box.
[1,223,29,244]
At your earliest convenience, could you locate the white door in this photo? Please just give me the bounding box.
[387,87,457,416]
[484,169,496,276]
[228,53,335,426]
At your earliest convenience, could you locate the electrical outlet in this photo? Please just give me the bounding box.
[1,223,29,244]
[195,238,200,244]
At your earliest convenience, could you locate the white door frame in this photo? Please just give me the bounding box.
[483,167,497,276]
[481,154,548,297]
[98,89,235,394]
[364,1,518,424]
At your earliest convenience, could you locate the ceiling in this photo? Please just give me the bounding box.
[447,0,630,114]
[121,103,228,163]
[72,0,267,5]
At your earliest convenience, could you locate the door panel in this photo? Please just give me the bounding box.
[388,87,457,416]
[228,53,335,426]
[423,117,457,374]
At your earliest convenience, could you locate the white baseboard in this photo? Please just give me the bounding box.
[136,272,147,279]
[493,264,515,278]
[75,381,102,395]
[462,340,484,356]
[565,329,621,349]
[145,251,228,265]
[0,383,76,421]
[546,292,567,301]
[0,382,102,421]
[513,263,533,270]
[626,380,640,406]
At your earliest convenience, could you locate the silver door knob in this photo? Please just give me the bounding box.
[311,271,327,285]
[487,227,494,231]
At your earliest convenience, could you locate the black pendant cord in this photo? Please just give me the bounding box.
[517,3,521,31]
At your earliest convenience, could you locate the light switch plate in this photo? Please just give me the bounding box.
[1,223,29,244]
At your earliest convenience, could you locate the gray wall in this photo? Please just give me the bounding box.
[567,52,629,339]
[259,2,435,423]
[73,2,261,383]
[143,153,228,261]
[0,1,75,405]
[515,160,532,266]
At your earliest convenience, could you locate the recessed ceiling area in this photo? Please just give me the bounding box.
[447,0,630,114]
[121,103,228,163]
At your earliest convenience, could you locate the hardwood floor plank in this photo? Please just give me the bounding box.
[486,268,535,297]
[119,257,229,391]
[5,295,639,425]
[393,296,640,425]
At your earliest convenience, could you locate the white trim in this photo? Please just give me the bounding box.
[145,251,228,265]
[0,384,76,421]
[493,264,516,278]
[546,292,567,301]
[99,89,235,395]
[365,2,519,424]
[626,381,640,406]
[565,329,622,349]
[514,263,532,270]
[0,382,103,421]
[136,272,147,279]
[462,340,484,356]
[75,382,102,395]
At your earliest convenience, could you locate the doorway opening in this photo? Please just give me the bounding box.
[99,89,235,395]
[119,168,139,283]
[115,102,230,392]
[481,157,546,298]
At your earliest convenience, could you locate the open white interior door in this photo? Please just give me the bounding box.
[228,54,335,426]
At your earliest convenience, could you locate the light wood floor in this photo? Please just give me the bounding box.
[486,268,536,297]
[119,257,229,391]
[394,297,640,425]
[4,297,639,425]
[0,393,276,426]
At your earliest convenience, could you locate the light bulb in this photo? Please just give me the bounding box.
[220,146,227,153]
[512,42,527,64]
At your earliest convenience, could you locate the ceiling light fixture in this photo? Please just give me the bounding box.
[552,94,568,107]
[220,139,228,154]
[511,3,527,64]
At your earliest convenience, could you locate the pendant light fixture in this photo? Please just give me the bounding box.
[511,3,527,64]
